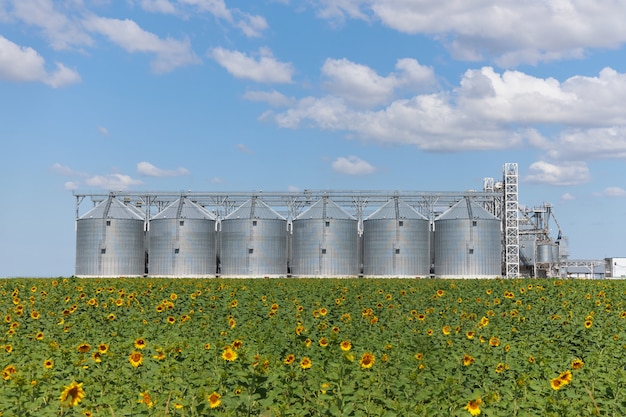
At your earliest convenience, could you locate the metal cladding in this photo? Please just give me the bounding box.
[220,198,287,277]
[75,196,145,277]
[363,198,430,277]
[291,197,359,277]
[519,235,536,267]
[434,198,502,278]
[148,197,217,277]
[537,242,558,264]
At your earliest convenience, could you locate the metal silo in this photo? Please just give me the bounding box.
[220,197,287,277]
[434,197,501,278]
[536,241,556,264]
[75,195,145,277]
[291,196,359,277]
[148,197,217,277]
[363,197,430,277]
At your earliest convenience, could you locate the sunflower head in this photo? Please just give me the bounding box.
[360,352,375,369]
[59,381,85,407]
[465,398,482,416]
[129,351,143,368]
[300,357,312,369]
[208,392,221,408]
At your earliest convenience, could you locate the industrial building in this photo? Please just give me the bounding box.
[74,162,578,278]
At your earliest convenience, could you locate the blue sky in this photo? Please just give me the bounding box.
[1,0,625,277]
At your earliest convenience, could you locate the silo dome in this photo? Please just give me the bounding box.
[291,196,358,277]
[363,197,430,277]
[434,198,501,278]
[75,195,145,277]
[148,197,217,277]
[220,197,287,277]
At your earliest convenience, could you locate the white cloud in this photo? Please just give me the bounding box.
[548,127,626,161]
[560,193,575,201]
[322,57,435,107]
[84,16,200,73]
[210,47,294,83]
[137,161,190,176]
[603,187,626,197]
[209,177,225,184]
[169,0,268,37]
[235,144,253,154]
[314,0,626,66]
[0,36,81,87]
[287,185,300,192]
[10,0,93,50]
[236,13,269,38]
[140,0,177,14]
[51,163,84,177]
[525,161,590,186]
[64,181,80,191]
[243,90,292,107]
[85,173,143,190]
[331,156,376,175]
[270,64,626,154]
[98,126,109,136]
[178,0,232,20]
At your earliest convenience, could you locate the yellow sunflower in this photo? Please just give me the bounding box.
[465,398,482,416]
[571,359,584,369]
[550,377,564,390]
[129,351,143,367]
[59,381,85,407]
[340,340,352,351]
[463,355,475,366]
[44,359,54,369]
[222,347,238,362]
[559,370,573,384]
[489,337,500,347]
[360,352,375,369]
[138,391,154,408]
[284,354,296,365]
[208,392,221,408]
[300,357,312,369]
[134,338,147,349]
[77,343,91,353]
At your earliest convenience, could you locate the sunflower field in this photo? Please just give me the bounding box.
[2,277,626,416]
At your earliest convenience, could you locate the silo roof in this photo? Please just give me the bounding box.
[366,198,427,221]
[225,198,286,220]
[295,197,356,220]
[79,196,145,220]
[435,198,498,221]
[152,197,216,220]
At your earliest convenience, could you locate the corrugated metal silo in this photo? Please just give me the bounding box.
[537,242,558,264]
[220,197,287,277]
[148,197,217,277]
[434,198,501,278]
[291,196,359,277]
[75,196,145,277]
[363,197,430,277]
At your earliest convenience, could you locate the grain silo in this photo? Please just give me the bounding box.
[363,197,430,277]
[291,196,359,277]
[148,197,217,277]
[75,195,145,277]
[434,197,501,278]
[219,197,287,277]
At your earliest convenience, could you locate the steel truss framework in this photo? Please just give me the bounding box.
[503,163,520,278]
[74,190,504,230]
